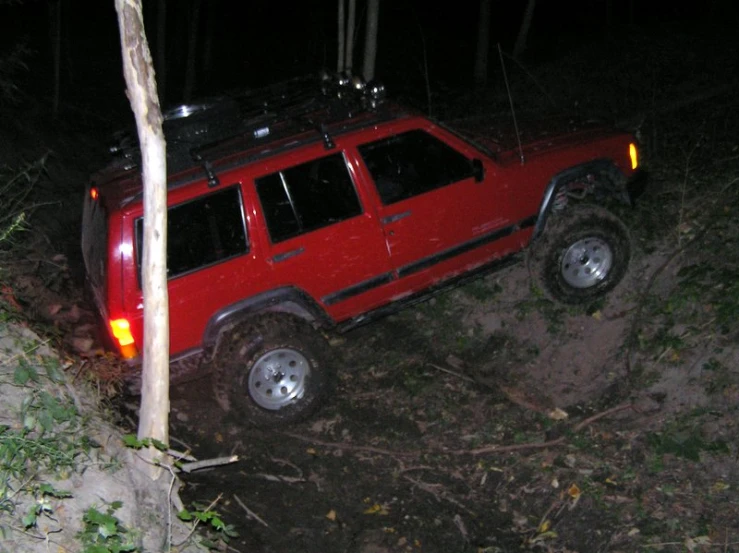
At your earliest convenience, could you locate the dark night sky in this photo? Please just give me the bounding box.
[1,0,738,121]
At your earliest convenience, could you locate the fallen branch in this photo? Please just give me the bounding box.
[233,494,270,528]
[427,362,477,383]
[179,455,239,474]
[254,473,306,484]
[283,432,421,457]
[283,402,633,458]
[403,475,475,515]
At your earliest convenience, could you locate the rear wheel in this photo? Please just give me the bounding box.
[212,314,333,425]
[529,206,630,304]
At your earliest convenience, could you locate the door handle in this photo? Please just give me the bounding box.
[272,247,305,263]
[382,211,412,225]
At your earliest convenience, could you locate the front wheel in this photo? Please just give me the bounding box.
[530,206,631,304]
[212,314,333,425]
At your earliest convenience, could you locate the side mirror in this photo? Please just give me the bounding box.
[472,158,485,183]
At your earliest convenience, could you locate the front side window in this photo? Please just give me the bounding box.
[358,129,474,205]
[256,152,362,243]
[135,185,248,280]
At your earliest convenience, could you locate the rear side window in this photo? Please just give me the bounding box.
[255,152,362,243]
[135,186,248,280]
[358,129,474,205]
[81,190,108,288]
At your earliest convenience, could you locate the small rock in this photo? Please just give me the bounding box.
[71,337,94,354]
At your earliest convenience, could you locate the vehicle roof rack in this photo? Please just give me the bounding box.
[107,72,390,180]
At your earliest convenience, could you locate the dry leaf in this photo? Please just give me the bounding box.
[325,509,337,521]
[363,503,389,515]
[547,408,569,420]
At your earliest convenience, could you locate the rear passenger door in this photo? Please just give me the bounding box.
[253,147,393,321]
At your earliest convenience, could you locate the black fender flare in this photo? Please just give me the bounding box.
[533,158,630,239]
[201,286,333,360]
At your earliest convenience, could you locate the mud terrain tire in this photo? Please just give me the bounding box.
[530,206,630,304]
[212,314,333,425]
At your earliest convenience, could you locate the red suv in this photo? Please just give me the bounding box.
[82,75,643,424]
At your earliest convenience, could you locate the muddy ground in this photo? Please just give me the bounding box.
[156,242,738,553]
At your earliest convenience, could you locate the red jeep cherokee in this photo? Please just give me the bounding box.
[82,75,643,424]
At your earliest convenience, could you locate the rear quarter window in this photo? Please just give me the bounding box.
[81,189,108,288]
[135,185,248,281]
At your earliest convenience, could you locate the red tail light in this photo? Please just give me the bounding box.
[109,318,138,359]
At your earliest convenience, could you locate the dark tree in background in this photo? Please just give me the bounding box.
[473,0,491,85]
[513,0,536,60]
[362,0,380,81]
[155,0,166,102]
[182,0,200,103]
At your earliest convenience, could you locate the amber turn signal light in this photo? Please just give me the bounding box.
[629,143,639,170]
[109,318,138,359]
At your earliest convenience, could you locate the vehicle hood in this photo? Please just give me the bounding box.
[452,115,621,163]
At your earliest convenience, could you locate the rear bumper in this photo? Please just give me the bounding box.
[83,277,117,353]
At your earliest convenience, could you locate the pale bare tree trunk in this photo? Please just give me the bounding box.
[345,0,356,74]
[473,0,491,86]
[362,0,380,81]
[156,0,166,104]
[183,0,201,103]
[337,0,345,72]
[114,0,170,479]
[512,0,536,61]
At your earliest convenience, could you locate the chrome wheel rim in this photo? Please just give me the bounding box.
[248,348,309,410]
[560,237,613,289]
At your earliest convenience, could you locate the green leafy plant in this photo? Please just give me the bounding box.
[121,434,168,452]
[178,502,238,548]
[77,502,138,553]
[22,483,72,529]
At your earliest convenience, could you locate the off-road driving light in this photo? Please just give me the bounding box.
[629,143,639,170]
[109,318,137,359]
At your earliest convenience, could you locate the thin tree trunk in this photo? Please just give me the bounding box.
[337,0,345,72]
[114,0,170,480]
[473,0,491,86]
[362,0,379,81]
[156,0,166,104]
[183,0,201,103]
[512,0,536,61]
[202,0,216,84]
[50,0,61,117]
[345,0,356,74]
